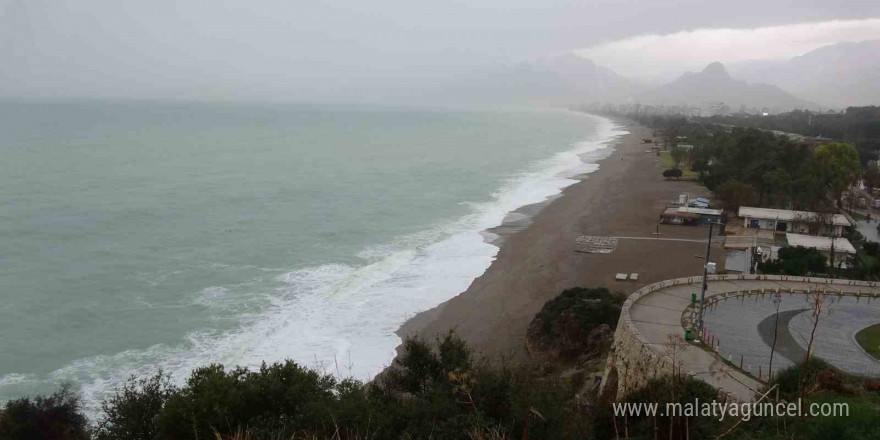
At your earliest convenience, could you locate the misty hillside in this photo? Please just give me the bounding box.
[436,54,644,106]
[637,62,817,112]
[728,40,880,108]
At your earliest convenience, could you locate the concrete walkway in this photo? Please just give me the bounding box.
[626,276,880,401]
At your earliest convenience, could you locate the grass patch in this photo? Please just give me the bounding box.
[855,323,880,359]
[659,151,699,180]
[852,211,868,221]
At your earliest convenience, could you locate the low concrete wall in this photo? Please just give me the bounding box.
[600,274,880,401]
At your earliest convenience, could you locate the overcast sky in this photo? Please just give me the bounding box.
[1,0,879,102]
[576,18,880,83]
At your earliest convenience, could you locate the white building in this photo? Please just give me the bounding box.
[785,233,857,267]
[738,207,851,237]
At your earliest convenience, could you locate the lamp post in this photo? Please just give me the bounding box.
[697,220,721,330]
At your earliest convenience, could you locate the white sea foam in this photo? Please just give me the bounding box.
[0,113,627,419]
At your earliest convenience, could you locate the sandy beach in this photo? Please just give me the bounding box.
[398,116,724,361]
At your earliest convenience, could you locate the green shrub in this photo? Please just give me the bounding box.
[663,168,683,179]
[93,372,174,440]
[798,395,880,440]
[0,384,89,440]
[758,246,828,276]
[591,376,721,440]
[862,240,879,256]
[772,357,830,399]
[373,332,581,440]
[526,287,625,362]
[90,332,583,440]
[159,361,338,438]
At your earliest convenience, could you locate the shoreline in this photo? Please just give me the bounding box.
[396,116,721,362]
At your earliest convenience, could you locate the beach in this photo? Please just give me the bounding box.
[398,117,723,361]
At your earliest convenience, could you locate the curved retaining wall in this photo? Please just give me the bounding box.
[600,274,880,402]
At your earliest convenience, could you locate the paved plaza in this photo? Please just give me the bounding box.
[627,277,880,402]
[705,293,880,377]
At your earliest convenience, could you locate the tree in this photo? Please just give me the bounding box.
[716,180,758,211]
[94,372,175,440]
[662,168,683,180]
[798,289,831,401]
[762,168,793,207]
[813,142,861,208]
[670,146,686,167]
[758,246,828,276]
[863,162,880,191]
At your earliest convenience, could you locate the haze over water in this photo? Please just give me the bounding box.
[0,99,622,414]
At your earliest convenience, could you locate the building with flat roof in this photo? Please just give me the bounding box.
[738,207,851,237]
[785,233,856,267]
[661,206,723,226]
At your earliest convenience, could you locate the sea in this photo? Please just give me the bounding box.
[0,99,625,416]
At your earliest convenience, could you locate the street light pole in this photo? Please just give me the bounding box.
[697,221,718,330]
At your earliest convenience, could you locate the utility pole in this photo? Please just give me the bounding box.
[697,221,719,330]
[769,293,782,381]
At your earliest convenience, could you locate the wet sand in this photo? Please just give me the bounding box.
[397,116,723,361]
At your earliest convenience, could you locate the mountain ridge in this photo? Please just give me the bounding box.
[636,61,817,112]
[728,39,880,108]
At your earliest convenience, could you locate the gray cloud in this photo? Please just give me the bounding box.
[576,18,880,83]
[2,0,878,102]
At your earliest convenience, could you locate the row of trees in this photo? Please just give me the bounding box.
[705,106,880,167]
[636,114,862,211]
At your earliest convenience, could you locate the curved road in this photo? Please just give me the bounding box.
[627,276,880,401]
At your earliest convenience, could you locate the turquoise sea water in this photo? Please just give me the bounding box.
[0,100,622,414]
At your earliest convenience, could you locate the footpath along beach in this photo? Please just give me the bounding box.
[398,117,725,361]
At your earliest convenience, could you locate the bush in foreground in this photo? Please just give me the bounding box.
[592,376,722,440]
[0,384,89,440]
[90,332,585,440]
[730,358,880,440]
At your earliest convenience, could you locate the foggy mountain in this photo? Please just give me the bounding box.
[433,54,645,106]
[728,40,880,108]
[636,62,817,112]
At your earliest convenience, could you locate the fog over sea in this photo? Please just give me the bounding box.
[0,100,624,415]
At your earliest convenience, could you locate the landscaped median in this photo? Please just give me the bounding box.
[856,323,880,360]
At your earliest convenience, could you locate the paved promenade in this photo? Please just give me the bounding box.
[622,276,880,402]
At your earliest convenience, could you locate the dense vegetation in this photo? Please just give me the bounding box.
[757,246,828,276]
[0,385,89,440]
[5,349,880,439]
[629,109,869,211]
[705,106,880,168]
[1,333,593,440]
[526,287,625,363]
[728,358,880,440]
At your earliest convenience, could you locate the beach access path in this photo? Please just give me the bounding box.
[399,117,725,361]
